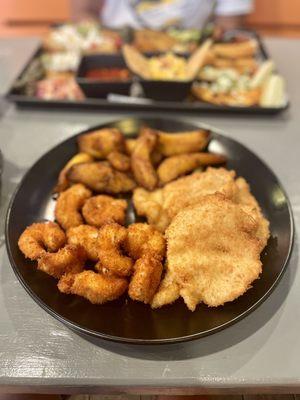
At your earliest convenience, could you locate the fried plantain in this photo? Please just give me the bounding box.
[131,128,158,190]
[157,152,227,184]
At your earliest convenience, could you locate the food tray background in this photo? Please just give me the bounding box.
[6,30,289,115]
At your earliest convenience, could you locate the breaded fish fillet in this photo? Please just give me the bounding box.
[234,177,270,250]
[133,167,237,232]
[152,193,264,311]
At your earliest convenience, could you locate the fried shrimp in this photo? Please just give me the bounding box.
[98,223,133,277]
[107,151,131,172]
[157,129,209,156]
[157,152,227,184]
[78,128,125,159]
[37,244,86,278]
[55,184,92,230]
[128,255,163,304]
[66,225,99,261]
[82,195,127,228]
[125,223,166,261]
[67,162,136,194]
[131,128,158,190]
[58,270,128,304]
[18,221,66,260]
[54,152,93,193]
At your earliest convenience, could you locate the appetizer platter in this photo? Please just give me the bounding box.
[7,23,288,114]
[6,117,293,343]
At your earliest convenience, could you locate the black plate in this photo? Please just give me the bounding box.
[5,118,294,344]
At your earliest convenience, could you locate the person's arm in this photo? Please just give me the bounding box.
[214,0,253,29]
[70,0,103,22]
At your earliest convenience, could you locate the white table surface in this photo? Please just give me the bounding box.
[0,37,299,395]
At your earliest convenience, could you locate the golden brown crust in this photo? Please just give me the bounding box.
[157,130,210,156]
[37,244,86,278]
[55,184,92,230]
[125,136,162,166]
[131,128,158,190]
[58,270,128,304]
[82,195,127,228]
[163,193,263,310]
[128,255,163,304]
[54,153,93,193]
[234,177,270,250]
[157,152,227,184]
[18,221,66,260]
[151,269,180,309]
[133,168,237,232]
[125,223,166,261]
[98,223,133,277]
[78,128,125,159]
[66,225,100,261]
[107,151,131,172]
[67,162,136,194]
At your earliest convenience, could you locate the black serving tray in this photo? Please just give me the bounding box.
[6,30,289,114]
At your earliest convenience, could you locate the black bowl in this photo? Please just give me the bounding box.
[76,54,132,98]
[140,79,192,101]
[5,117,294,344]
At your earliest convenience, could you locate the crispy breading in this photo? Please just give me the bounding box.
[125,136,162,166]
[77,128,125,159]
[128,255,163,304]
[54,152,94,193]
[157,129,209,156]
[124,223,166,261]
[58,270,127,304]
[151,269,180,308]
[97,223,133,277]
[131,128,158,190]
[18,221,66,260]
[154,193,263,311]
[82,195,127,228]
[133,168,237,232]
[67,161,136,194]
[107,151,131,172]
[55,183,92,230]
[37,244,86,278]
[234,177,270,250]
[67,225,100,261]
[157,152,227,184]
